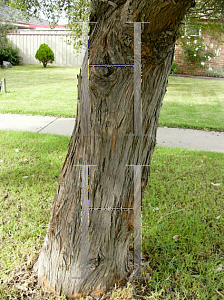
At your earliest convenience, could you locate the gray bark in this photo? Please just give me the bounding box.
[35,0,195,298]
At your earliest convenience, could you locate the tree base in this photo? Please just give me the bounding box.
[39,276,106,299]
[69,289,106,299]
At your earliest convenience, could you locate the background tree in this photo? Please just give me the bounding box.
[0,0,22,66]
[0,0,14,42]
[7,0,224,298]
[9,0,224,50]
[0,0,24,37]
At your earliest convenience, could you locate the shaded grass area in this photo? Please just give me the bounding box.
[0,65,79,117]
[159,76,224,131]
[0,131,223,299]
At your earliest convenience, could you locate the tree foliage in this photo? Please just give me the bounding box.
[0,0,22,66]
[8,0,224,53]
[183,1,224,42]
[189,0,224,22]
[0,0,15,39]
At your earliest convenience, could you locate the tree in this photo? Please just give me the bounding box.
[0,1,22,66]
[7,0,223,298]
[0,0,22,38]
[34,0,197,297]
[35,43,55,67]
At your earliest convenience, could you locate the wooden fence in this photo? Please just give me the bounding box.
[7,30,83,67]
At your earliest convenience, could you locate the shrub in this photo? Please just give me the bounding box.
[0,38,22,67]
[35,43,55,68]
[180,36,215,69]
[206,67,224,78]
[170,61,180,74]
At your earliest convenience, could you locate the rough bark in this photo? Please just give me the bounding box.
[35,0,195,298]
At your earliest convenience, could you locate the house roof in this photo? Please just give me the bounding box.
[0,5,50,26]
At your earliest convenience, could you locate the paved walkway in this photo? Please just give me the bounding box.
[0,113,224,153]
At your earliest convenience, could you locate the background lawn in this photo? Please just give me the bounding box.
[0,65,224,131]
[0,65,79,117]
[159,76,224,131]
[0,131,223,299]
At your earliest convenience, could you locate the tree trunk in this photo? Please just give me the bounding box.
[35,0,195,298]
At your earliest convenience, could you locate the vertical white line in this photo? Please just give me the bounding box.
[133,165,142,278]
[134,23,142,136]
[81,165,90,279]
[81,22,90,136]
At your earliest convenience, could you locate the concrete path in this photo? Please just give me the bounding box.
[0,113,224,153]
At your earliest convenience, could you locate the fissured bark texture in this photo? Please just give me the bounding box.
[36,0,195,298]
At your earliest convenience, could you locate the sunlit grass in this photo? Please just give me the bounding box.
[0,65,79,117]
[0,131,69,282]
[0,66,224,131]
[160,76,224,131]
[142,147,224,299]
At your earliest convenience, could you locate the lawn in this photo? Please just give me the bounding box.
[0,65,224,131]
[0,65,79,117]
[0,131,223,299]
[159,76,224,131]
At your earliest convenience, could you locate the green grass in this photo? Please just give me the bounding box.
[0,65,79,117]
[142,147,224,299]
[159,76,224,131]
[1,66,224,131]
[0,131,223,299]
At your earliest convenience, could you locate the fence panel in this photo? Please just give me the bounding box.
[7,30,83,67]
